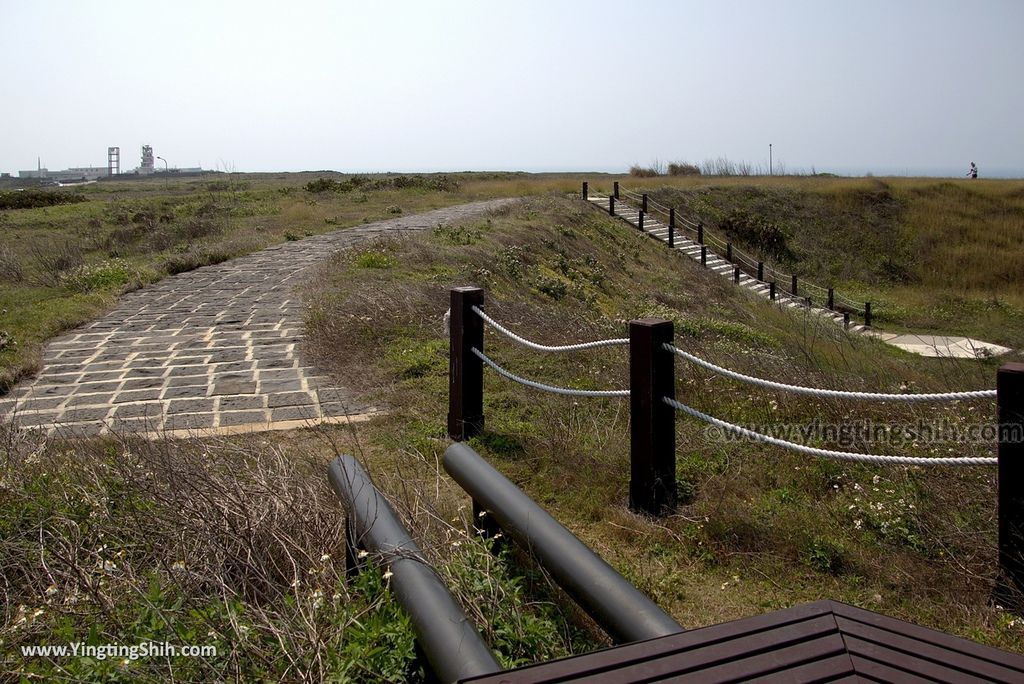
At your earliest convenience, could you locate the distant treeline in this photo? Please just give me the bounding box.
[0,190,88,211]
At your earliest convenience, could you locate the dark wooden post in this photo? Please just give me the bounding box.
[613,181,620,199]
[697,223,704,244]
[997,364,1024,610]
[629,319,676,517]
[769,281,776,300]
[865,302,872,327]
[582,181,588,200]
[843,312,850,329]
[641,193,648,212]
[448,287,485,441]
[791,274,798,296]
[757,262,764,281]
[609,195,615,216]
[701,245,707,267]
[827,287,834,310]
[734,265,740,284]
[726,242,733,263]
[668,208,675,248]
[638,210,645,232]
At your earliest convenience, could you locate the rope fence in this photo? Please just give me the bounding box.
[663,397,998,466]
[471,348,629,397]
[472,305,629,352]
[449,286,1024,589]
[664,343,997,402]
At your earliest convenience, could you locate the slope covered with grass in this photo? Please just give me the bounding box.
[304,194,1023,655]
[638,178,1024,345]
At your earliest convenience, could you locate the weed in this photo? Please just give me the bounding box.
[801,536,847,574]
[432,223,483,246]
[354,251,396,269]
[59,259,142,293]
[0,244,24,282]
[26,239,84,286]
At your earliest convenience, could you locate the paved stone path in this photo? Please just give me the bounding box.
[2,199,514,437]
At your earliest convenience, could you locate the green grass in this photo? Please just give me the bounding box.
[4,174,1024,677]
[634,177,1024,346]
[302,194,1023,654]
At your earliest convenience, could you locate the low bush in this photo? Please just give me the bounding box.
[26,238,84,287]
[629,166,661,178]
[668,162,701,176]
[0,190,87,210]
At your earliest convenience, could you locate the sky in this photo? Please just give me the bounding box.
[2,0,1022,177]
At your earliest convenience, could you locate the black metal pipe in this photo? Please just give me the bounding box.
[443,443,684,644]
[328,456,501,683]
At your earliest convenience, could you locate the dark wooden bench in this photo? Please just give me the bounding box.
[461,600,1024,683]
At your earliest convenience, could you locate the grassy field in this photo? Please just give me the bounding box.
[0,172,586,390]
[3,173,1024,680]
[616,175,1024,346]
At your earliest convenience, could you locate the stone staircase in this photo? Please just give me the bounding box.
[584,192,871,333]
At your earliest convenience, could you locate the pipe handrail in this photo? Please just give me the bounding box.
[443,443,685,644]
[328,455,501,683]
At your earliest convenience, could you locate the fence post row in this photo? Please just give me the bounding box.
[726,242,733,263]
[668,208,675,248]
[638,210,645,232]
[758,262,764,281]
[865,302,872,327]
[582,181,588,201]
[701,245,707,267]
[641,193,648,213]
[629,319,677,516]
[613,181,620,199]
[697,222,704,244]
[609,195,615,216]
[734,266,740,284]
[448,287,485,441]
[770,281,776,300]
[828,287,834,310]
[791,274,798,297]
[997,363,1024,609]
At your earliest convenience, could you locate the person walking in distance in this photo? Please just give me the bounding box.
[967,162,978,179]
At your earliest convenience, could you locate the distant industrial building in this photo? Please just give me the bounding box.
[18,145,202,181]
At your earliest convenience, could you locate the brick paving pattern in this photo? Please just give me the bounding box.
[3,199,514,437]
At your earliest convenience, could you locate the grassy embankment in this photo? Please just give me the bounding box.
[621,175,1024,347]
[4,177,1024,680]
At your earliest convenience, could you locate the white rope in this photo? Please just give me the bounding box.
[664,397,997,466]
[471,306,629,352]
[664,344,995,402]
[472,348,630,397]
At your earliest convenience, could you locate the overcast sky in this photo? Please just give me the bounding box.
[2,0,1022,176]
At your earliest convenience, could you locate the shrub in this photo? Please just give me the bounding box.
[0,190,87,210]
[59,259,140,292]
[668,162,702,176]
[629,165,661,178]
[0,244,24,282]
[26,238,84,286]
[718,209,795,261]
[161,248,233,275]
